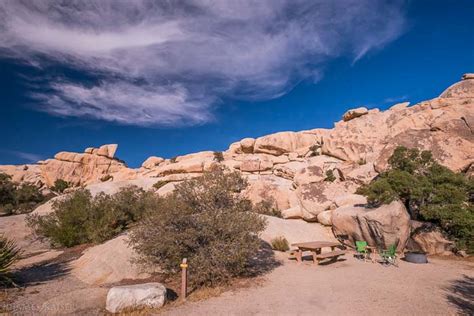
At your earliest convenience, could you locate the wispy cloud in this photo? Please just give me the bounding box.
[0,0,407,127]
[2,150,43,163]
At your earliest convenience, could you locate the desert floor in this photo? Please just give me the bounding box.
[3,248,473,315]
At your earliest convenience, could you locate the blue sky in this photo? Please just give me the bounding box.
[0,0,473,167]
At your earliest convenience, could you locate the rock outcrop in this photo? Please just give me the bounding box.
[0,144,133,187]
[1,75,472,231]
[331,200,411,251]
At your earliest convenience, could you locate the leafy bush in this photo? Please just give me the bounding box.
[51,179,69,193]
[0,235,20,286]
[270,236,289,252]
[130,166,267,288]
[324,169,336,182]
[27,186,157,247]
[153,180,170,190]
[254,198,282,218]
[357,146,474,253]
[213,151,224,163]
[0,173,47,215]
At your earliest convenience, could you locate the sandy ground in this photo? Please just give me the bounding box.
[1,214,473,315]
[164,252,473,316]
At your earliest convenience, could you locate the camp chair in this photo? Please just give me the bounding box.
[355,241,369,261]
[380,244,398,266]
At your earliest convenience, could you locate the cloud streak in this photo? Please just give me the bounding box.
[0,0,407,127]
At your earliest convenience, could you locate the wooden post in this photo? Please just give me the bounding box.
[180,258,188,301]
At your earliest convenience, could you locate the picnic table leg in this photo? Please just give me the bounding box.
[296,249,302,263]
[312,251,318,264]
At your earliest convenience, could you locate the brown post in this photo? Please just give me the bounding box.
[180,258,188,300]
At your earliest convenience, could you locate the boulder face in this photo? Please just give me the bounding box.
[106,283,167,313]
[331,200,411,252]
[71,234,150,285]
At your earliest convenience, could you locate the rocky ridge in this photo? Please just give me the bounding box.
[2,75,473,227]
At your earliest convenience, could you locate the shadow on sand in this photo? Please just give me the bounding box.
[445,274,474,314]
[244,241,281,277]
[12,247,85,287]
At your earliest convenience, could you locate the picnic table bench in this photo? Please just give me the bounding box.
[290,241,346,265]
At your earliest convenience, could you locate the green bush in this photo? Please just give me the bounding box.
[213,151,224,163]
[130,166,267,288]
[254,198,282,218]
[0,173,47,215]
[270,236,289,252]
[27,186,157,247]
[51,179,69,193]
[0,235,20,286]
[357,146,474,253]
[324,169,336,182]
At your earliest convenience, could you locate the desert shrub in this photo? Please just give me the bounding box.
[357,158,367,165]
[27,186,157,247]
[357,146,474,253]
[130,166,267,288]
[153,180,170,190]
[51,179,69,193]
[324,169,336,182]
[0,174,16,215]
[0,235,20,286]
[309,144,321,157]
[0,173,46,215]
[254,198,282,218]
[169,157,177,163]
[270,236,289,252]
[213,151,224,163]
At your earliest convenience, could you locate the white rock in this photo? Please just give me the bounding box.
[106,283,167,313]
[317,210,333,226]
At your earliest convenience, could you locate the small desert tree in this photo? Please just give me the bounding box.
[130,166,267,288]
[357,146,474,252]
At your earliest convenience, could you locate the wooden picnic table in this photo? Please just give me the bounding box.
[291,241,345,264]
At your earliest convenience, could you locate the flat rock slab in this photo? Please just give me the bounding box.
[106,282,167,313]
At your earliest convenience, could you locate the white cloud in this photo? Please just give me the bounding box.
[2,150,43,163]
[0,0,407,126]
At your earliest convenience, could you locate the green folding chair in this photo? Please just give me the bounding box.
[380,244,398,266]
[355,240,369,261]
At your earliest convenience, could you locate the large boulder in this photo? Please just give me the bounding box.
[260,215,335,246]
[239,154,274,173]
[317,210,333,226]
[243,175,298,211]
[253,131,317,156]
[141,156,164,169]
[331,200,411,251]
[295,181,358,221]
[71,234,150,285]
[342,107,368,121]
[240,138,256,153]
[106,283,167,313]
[407,221,454,255]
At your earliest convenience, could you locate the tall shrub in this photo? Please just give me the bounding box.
[130,166,267,288]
